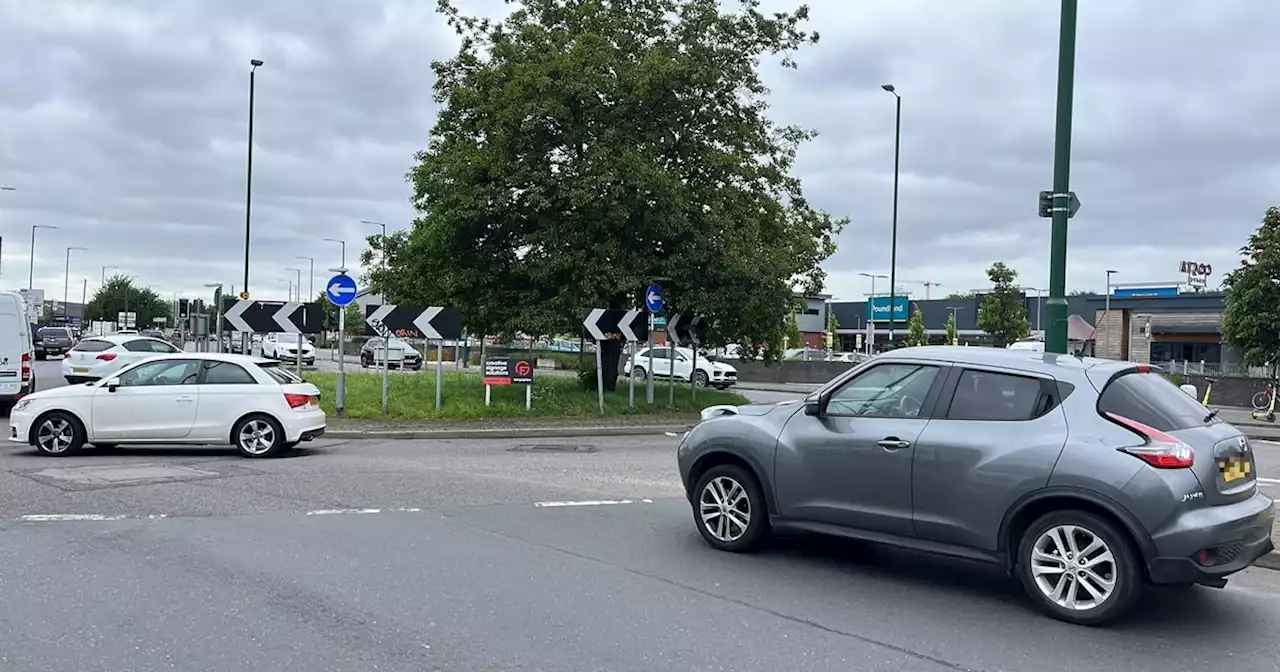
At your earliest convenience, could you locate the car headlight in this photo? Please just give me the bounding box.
[13,399,32,412]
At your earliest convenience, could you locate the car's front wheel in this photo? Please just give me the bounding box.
[232,415,286,458]
[33,412,85,456]
[692,370,709,388]
[631,366,647,381]
[1016,510,1142,626]
[691,464,770,553]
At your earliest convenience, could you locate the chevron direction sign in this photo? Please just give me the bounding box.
[582,308,648,342]
[364,305,462,340]
[665,313,701,346]
[221,300,324,334]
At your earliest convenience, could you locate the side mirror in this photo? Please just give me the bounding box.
[1180,384,1198,399]
[105,377,121,392]
[804,397,823,416]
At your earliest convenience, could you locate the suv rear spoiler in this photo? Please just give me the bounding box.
[1085,361,1161,393]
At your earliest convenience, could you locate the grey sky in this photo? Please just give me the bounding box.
[0,0,1274,306]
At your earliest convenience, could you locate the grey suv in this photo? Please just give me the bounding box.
[677,346,1275,625]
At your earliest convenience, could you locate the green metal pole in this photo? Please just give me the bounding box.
[1045,0,1078,355]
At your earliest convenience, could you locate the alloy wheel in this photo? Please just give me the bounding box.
[699,476,751,542]
[36,418,74,454]
[238,419,276,455]
[1030,524,1117,611]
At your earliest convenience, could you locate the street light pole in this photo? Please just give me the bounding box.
[362,220,391,415]
[243,59,263,300]
[295,256,315,300]
[946,306,966,345]
[286,268,302,302]
[1045,0,1079,354]
[882,84,902,343]
[205,283,224,352]
[101,265,117,284]
[324,238,346,269]
[1103,269,1118,359]
[29,224,57,291]
[64,246,86,308]
[858,272,888,353]
[1021,286,1045,334]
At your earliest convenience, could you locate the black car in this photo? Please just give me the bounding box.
[35,326,74,360]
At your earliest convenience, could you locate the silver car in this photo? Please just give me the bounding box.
[677,346,1275,626]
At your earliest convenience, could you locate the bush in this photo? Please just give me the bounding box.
[576,358,598,391]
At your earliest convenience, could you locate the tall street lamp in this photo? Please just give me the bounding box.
[64,246,87,308]
[882,83,902,342]
[205,283,224,352]
[1103,269,1118,358]
[324,237,346,269]
[242,58,264,301]
[295,256,315,300]
[946,306,966,345]
[285,268,302,301]
[101,265,118,283]
[29,224,56,290]
[859,271,889,353]
[1021,286,1045,334]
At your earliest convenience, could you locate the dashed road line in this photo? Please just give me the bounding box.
[533,499,654,508]
[306,507,422,516]
[17,513,170,522]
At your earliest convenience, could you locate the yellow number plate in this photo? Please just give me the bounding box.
[1219,457,1252,483]
[72,367,90,374]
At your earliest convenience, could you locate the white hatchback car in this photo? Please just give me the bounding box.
[13,353,326,458]
[62,333,183,384]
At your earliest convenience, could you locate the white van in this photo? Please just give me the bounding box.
[0,292,36,409]
[1007,339,1045,352]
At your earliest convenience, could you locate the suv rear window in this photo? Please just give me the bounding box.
[38,327,69,338]
[1097,371,1207,432]
[256,362,303,385]
[70,339,113,352]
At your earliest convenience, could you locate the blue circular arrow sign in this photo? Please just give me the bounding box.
[646,283,664,312]
[325,273,358,306]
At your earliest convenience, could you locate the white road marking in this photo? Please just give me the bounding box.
[305,507,422,516]
[1257,477,1280,486]
[534,499,654,508]
[17,513,169,522]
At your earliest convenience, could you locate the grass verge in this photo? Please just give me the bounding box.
[306,370,750,420]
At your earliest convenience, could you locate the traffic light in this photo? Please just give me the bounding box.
[179,298,189,319]
[1038,190,1053,218]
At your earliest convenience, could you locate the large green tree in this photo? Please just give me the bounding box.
[85,275,170,327]
[977,262,1030,347]
[363,0,844,389]
[1222,206,1280,368]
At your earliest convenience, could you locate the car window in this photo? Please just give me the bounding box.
[947,370,1044,421]
[256,362,303,384]
[827,363,940,418]
[649,348,669,360]
[1098,371,1207,432]
[116,359,200,387]
[147,339,180,353]
[123,339,154,352]
[71,339,113,352]
[202,360,256,384]
[38,327,68,338]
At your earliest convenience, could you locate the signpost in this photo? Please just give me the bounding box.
[645,283,663,404]
[665,312,700,407]
[116,311,136,330]
[221,299,324,377]
[482,357,534,410]
[364,304,463,413]
[325,272,357,417]
[615,308,648,407]
[583,308,628,413]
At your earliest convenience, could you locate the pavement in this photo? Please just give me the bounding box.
[1,431,1280,671]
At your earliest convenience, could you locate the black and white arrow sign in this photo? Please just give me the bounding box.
[666,312,700,346]
[617,308,649,342]
[363,305,462,340]
[583,308,636,341]
[221,300,324,334]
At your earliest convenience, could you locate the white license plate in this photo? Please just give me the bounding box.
[0,382,17,394]
[72,367,91,374]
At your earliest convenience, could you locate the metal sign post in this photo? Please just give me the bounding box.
[645,283,663,404]
[325,271,357,416]
[435,340,444,410]
[363,304,463,413]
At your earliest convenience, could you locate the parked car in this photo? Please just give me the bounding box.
[677,345,1274,626]
[36,326,75,359]
[360,337,421,370]
[623,346,737,389]
[261,333,316,365]
[62,334,182,384]
[11,353,325,458]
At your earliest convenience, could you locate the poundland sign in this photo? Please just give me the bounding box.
[866,296,909,322]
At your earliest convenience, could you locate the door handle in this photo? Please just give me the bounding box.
[175,396,194,403]
[877,438,911,451]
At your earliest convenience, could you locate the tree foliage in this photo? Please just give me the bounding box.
[85,275,170,327]
[977,262,1030,347]
[906,305,927,346]
[945,292,974,300]
[1222,206,1280,368]
[944,310,958,346]
[363,0,844,389]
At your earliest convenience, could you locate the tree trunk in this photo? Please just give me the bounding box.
[600,337,623,392]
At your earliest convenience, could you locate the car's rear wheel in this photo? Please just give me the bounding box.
[233,415,286,458]
[1016,510,1142,626]
[693,370,709,388]
[631,366,647,381]
[33,412,85,456]
[692,464,770,553]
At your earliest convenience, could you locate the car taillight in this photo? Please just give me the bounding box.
[1106,411,1194,468]
[284,393,314,408]
[96,353,118,361]
[20,352,30,382]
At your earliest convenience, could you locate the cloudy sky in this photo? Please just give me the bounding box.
[0,0,1275,309]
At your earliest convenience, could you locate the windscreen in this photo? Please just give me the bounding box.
[70,339,113,352]
[37,327,68,338]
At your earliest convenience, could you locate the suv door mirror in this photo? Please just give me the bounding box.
[803,395,823,416]
[105,377,121,392]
